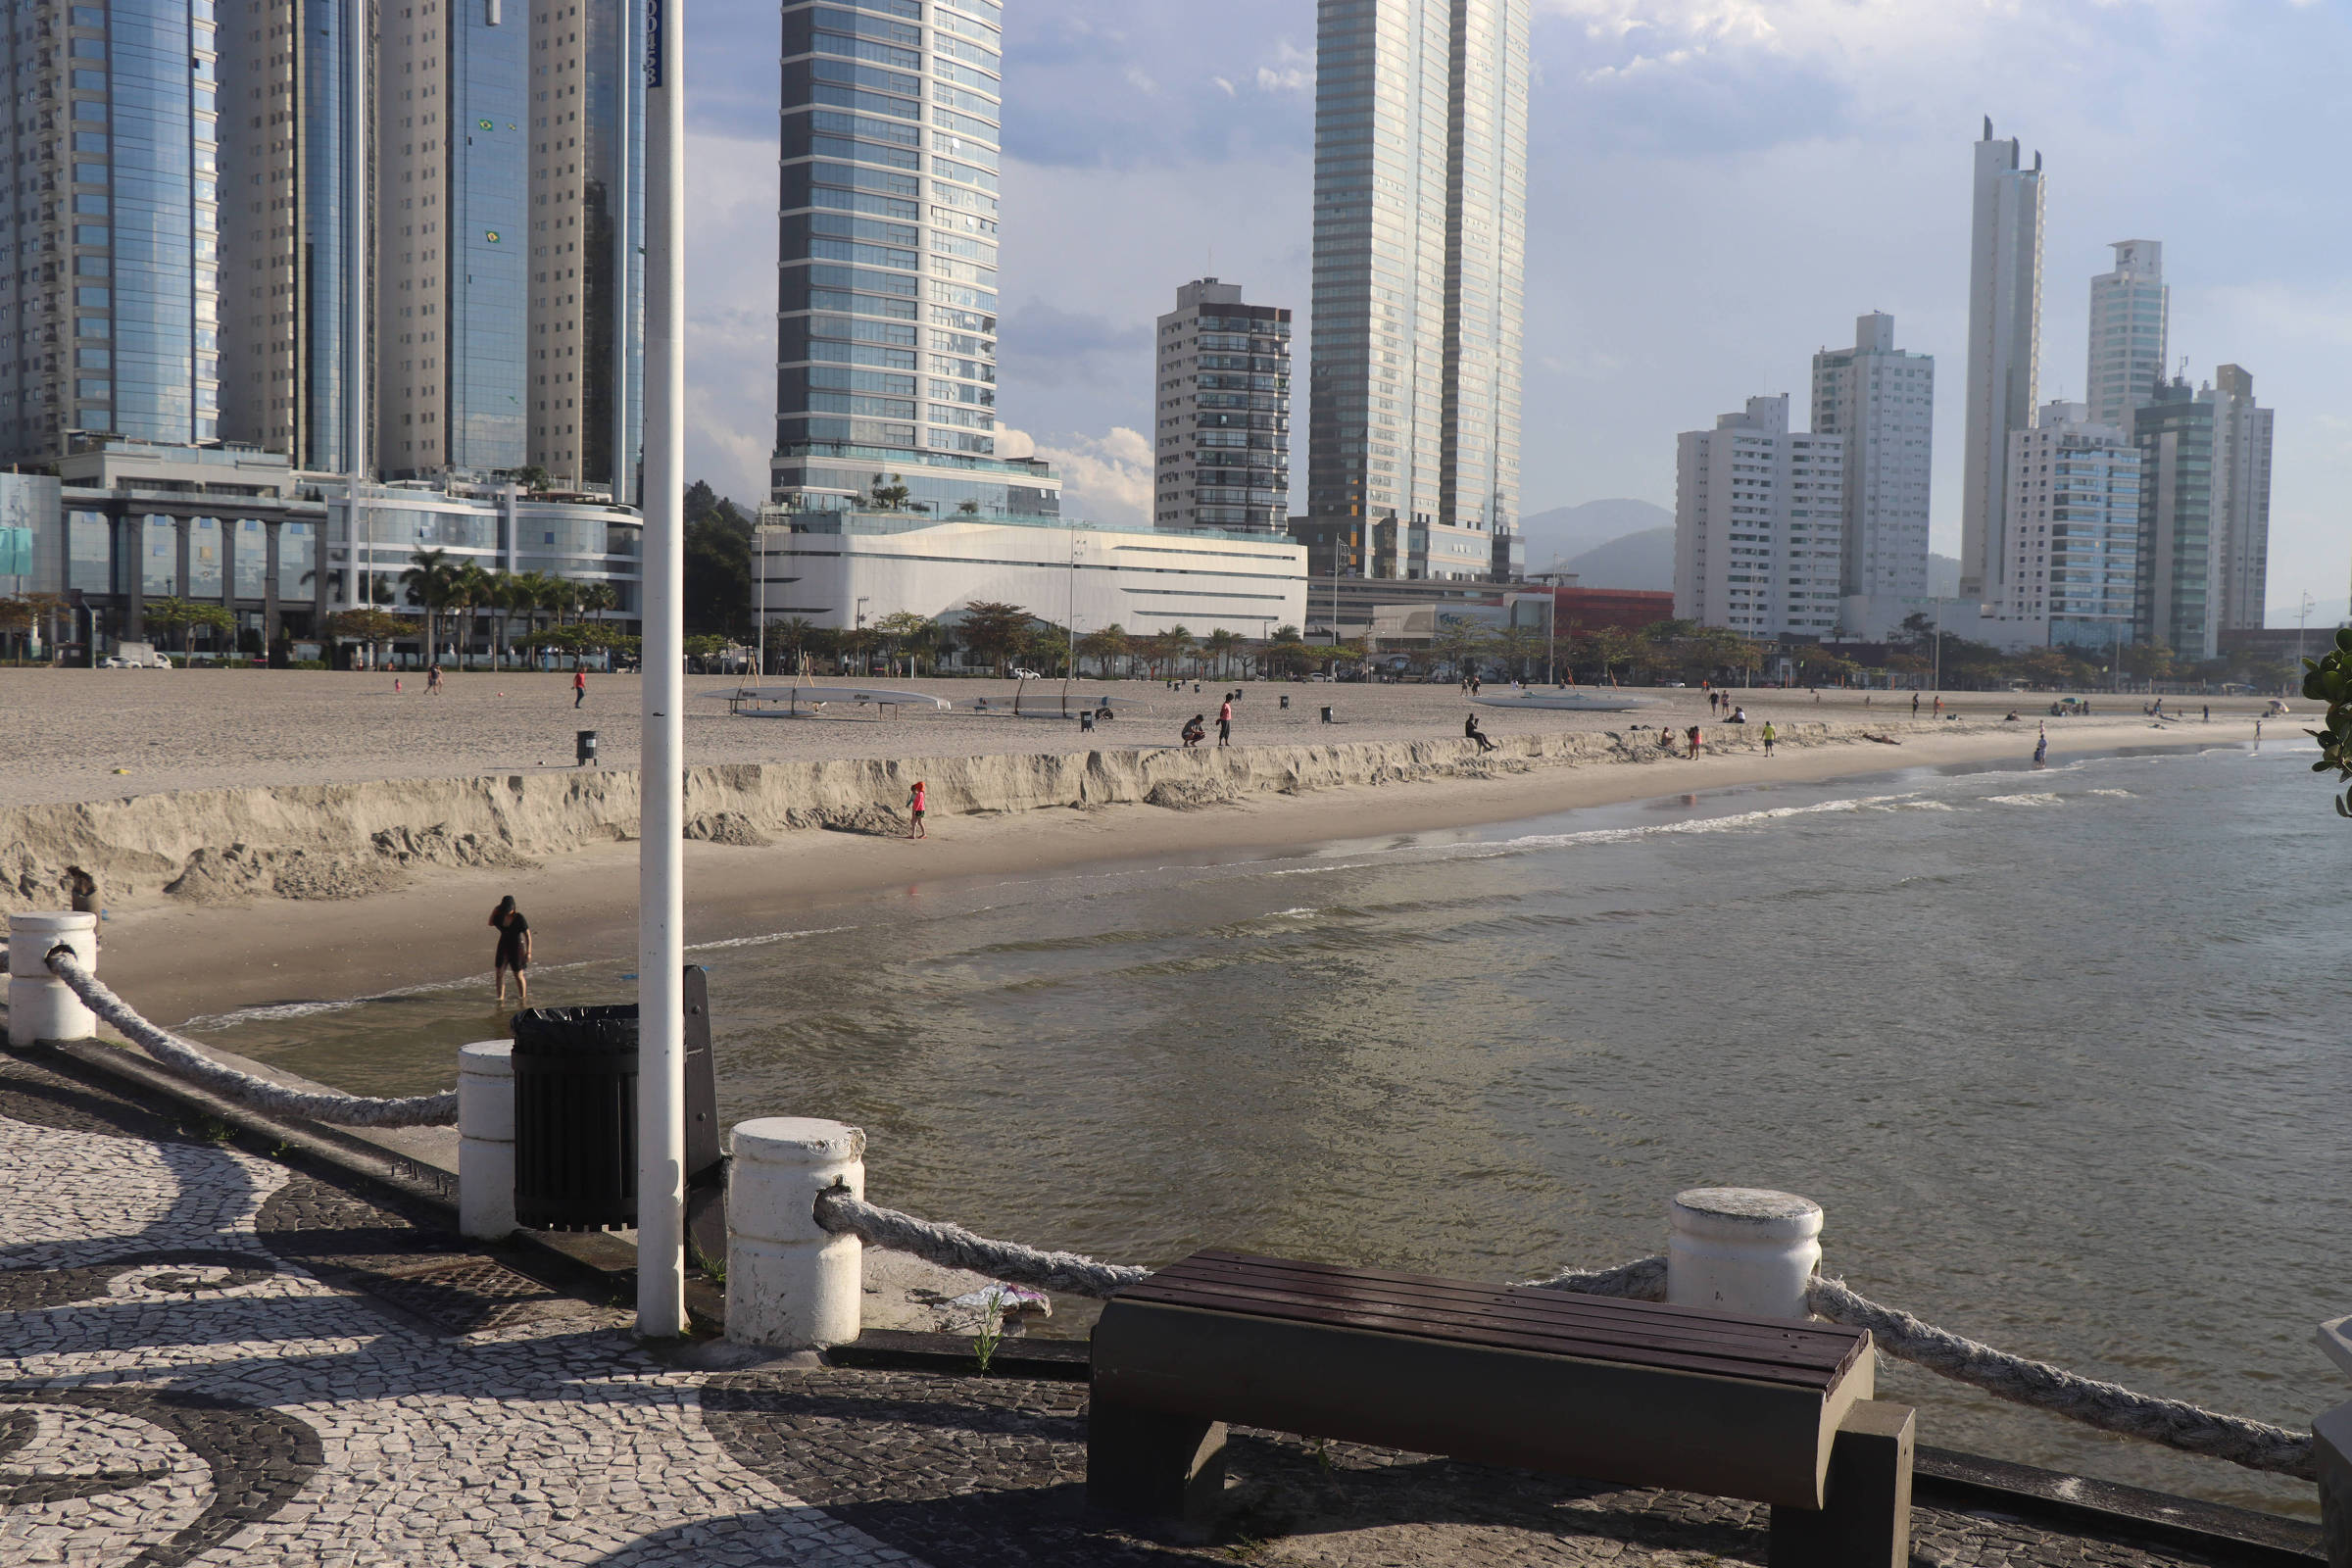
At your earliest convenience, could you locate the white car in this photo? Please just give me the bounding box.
[1010,667,1043,680]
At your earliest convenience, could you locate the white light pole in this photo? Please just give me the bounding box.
[1062,530,1086,714]
[2300,591,2316,670]
[636,0,687,1340]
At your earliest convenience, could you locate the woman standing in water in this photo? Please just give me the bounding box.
[490,896,532,1004]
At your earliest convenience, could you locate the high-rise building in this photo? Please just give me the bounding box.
[1672,394,1845,639]
[219,0,361,472]
[1152,278,1291,533]
[526,0,643,497]
[1995,401,2140,648]
[2210,364,2273,633]
[1303,0,1527,581]
[1810,312,1933,603]
[373,0,528,477]
[2084,240,2166,436]
[2133,375,2218,661]
[0,0,224,464]
[1959,117,2044,604]
[769,0,1061,519]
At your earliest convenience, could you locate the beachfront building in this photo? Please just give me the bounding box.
[753,511,1306,639]
[2084,241,2167,437]
[1809,313,1933,603]
[1153,279,1292,534]
[0,0,225,465]
[2210,364,2273,633]
[319,479,642,634]
[1672,394,1845,640]
[768,0,1047,521]
[218,0,361,473]
[1993,402,2141,650]
[1959,118,2045,605]
[2133,376,2218,661]
[1300,0,1528,582]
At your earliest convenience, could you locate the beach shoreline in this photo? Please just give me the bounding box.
[81,712,2221,1028]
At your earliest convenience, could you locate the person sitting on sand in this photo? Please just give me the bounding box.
[1465,713,1496,753]
[1181,714,1206,748]
[1727,706,1746,723]
[489,896,532,1004]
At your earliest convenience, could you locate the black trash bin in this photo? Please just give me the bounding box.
[510,969,723,1234]
[576,729,599,766]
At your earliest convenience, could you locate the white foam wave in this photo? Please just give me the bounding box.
[1984,793,2063,807]
[687,924,858,953]
[2086,789,2134,799]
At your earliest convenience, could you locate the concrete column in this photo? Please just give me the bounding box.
[458,1041,516,1240]
[1667,1187,1823,1321]
[173,515,190,604]
[7,911,98,1048]
[263,518,282,650]
[726,1117,864,1349]
[116,513,142,640]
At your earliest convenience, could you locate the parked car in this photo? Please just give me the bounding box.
[1010,667,1043,680]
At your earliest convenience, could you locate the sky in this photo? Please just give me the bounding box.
[678,0,2352,627]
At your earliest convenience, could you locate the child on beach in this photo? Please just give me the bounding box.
[573,665,587,708]
[1217,697,1233,748]
[489,896,531,1004]
[908,780,927,839]
[427,663,444,696]
[1760,721,1776,757]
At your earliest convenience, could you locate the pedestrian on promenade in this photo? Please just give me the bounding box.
[1465,712,1496,753]
[573,665,587,709]
[428,663,444,696]
[1687,724,1702,759]
[489,896,532,1004]
[1761,721,1776,757]
[1217,696,1233,748]
[907,780,927,839]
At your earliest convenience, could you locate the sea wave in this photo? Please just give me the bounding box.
[1984,793,2063,807]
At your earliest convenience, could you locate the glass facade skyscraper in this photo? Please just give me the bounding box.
[769,0,1061,518]
[220,0,356,470]
[0,0,222,463]
[2084,239,2165,437]
[1959,119,2044,605]
[1304,0,1526,582]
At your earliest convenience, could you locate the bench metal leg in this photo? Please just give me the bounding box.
[1085,1395,1228,1521]
[1768,1400,1914,1568]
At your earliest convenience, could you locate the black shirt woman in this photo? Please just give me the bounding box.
[490,896,532,1004]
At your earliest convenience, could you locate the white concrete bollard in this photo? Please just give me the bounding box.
[726,1117,865,1349]
[458,1041,516,1241]
[8,911,98,1049]
[1667,1187,1823,1321]
[2317,1317,2352,1568]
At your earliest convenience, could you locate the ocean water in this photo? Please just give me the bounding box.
[194,740,2345,1514]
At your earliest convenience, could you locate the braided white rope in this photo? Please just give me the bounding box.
[1524,1254,1669,1299]
[43,947,458,1128]
[1804,1274,2316,1480]
[812,1187,1150,1298]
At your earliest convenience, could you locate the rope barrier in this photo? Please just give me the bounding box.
[811,1186,1150,1298]
[1524,1254,1668,1299]
[1804,1273,2316,1480]
[42,947,458,1129]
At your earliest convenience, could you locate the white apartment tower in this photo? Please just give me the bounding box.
[1810,312,1933,603]
[1996,401,2141,647]
[1304,0,1529,580]
[1673,394,1845,639]
[1960,118,2044,604]
[2085,240,2166,436]
[1152,278,1293,533]
[2211,364,2274,633]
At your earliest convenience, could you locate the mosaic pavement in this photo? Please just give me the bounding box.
[0,1050,2294,1567]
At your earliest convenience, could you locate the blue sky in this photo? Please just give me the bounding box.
[680,0,2352,625]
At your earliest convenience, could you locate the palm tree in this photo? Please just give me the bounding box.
[1203,628,1241,679]
[491,573,540,668]
[448,562,497,667]
[579,581,618,619]
[1163,624,1197,680]
[400,548,462,662]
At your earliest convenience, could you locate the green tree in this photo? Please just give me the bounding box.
[509,465,553,493]
[1078,623,1130,678]
[1162,624,1197,679]
[870,610,936,676]
[323,608,410,668]
[0,596,32,662]
[400,548,463,660]
[681,481,754,637]
[956,600,1035,675]
[1203,627,1241,679]
[867,473,911,512]
[1430,615,1493,677]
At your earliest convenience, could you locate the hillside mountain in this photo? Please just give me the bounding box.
[1516,499,1672,567]
[1559,526,1675,591]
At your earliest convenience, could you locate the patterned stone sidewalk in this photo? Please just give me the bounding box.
[0,1050,2300,1567]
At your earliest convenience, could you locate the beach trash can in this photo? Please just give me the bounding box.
[576,729,599,767]
[1280,693,1290,710]
[512,1004,639,1230]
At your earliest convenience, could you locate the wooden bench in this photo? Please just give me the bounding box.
[1087,1250,1913,1566]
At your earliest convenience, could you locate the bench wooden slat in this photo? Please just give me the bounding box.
[1126,1277,1844,1389]
[1129,1274,1846,1383]
[1153,1252,1855,1371]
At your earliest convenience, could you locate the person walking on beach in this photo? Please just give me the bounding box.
[1686,724,1702,759]
[1911,692,1920,716]
[489,896,532,1004]
[1217,696,1233,748]
[907,780,927,839]
[1465,712,1496,753]
[427,662,444,696]
[1933,694,1943,717]
[1760,720,1776,758]
[573,664,587,708]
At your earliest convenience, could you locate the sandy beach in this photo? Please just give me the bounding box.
[5,667,2256,1027]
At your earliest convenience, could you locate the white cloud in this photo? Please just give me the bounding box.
[1003,426,1156,527]
[681,130,778,508]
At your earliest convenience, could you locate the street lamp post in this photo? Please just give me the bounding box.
[636,0,688,1341]
[1061,531,1086,715]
